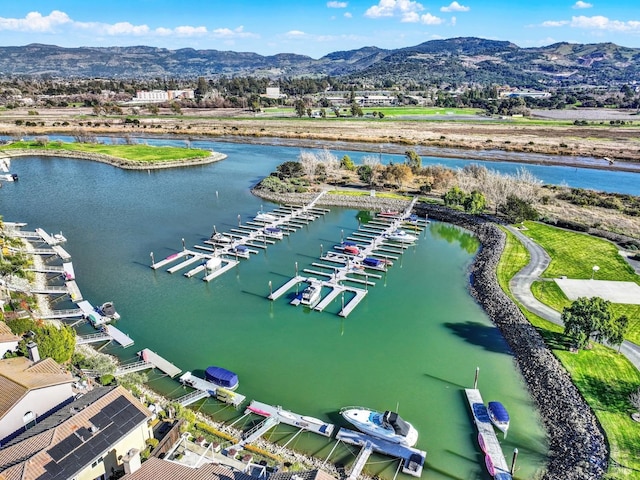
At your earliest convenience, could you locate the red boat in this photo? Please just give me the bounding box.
[378,209,400,217]
[344,245,360,255]
[485,454,496,477]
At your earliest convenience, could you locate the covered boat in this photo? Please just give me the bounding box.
[262,227,283,239]
[205,366,239,390]
[340,407,419,446]
[205,257,222,270]
[362,257,384,268]
[95,301,120,321]
[487,401,510,436]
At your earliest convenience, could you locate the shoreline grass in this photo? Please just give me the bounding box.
[1,140,211,163]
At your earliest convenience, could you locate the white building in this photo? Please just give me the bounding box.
[134,90,168,102]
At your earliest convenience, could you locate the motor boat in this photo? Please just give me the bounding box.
[95,301,120,321]
[300,283,322,306]
[385,229,417,243]
[205,366,239,390]
[262,227,283,239]
[378,209,400,218]
[205,257,222,270]
[255,211,278,222]
[341,407,418,446]
[210,232,232,243]
[487,401,510,437]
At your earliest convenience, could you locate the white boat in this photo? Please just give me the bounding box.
[255,211,278,222]
[52,232,67,244]
[261,227,283,239]
[341,407,419,447]
[385,229,417,243]
[487,401,510,437]
[210,232,232,243]
[95,301,120,321]
[300,283,322,306]
[205,257,222,270]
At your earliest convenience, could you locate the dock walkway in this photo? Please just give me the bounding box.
[335,428,426,478]
[178,371,246,408]
[245,400,335,437]
[464,388,513,480]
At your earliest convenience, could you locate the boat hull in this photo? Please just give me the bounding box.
[341,408,418,447]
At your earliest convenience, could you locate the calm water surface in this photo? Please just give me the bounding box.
[6,138,635,479]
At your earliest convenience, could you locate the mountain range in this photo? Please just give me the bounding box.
[1,38,638,87]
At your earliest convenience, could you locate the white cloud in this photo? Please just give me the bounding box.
[103,22,150,36]
[440,2,469,12]
[540,15,640,32]
[212,26,258,39]
[327,1,348,7]
[285,30,307,38]
[420,13,444,24]
[344,12,353,18]
[451,15,457,26]
[365,0,425,23]
[0,10,71,32]
[541,20,570,27]
[573,1,593,9]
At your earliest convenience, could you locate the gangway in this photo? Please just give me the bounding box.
[115,360,153,376]
[76,331,112,345]
[176,389,211,407]
[230,416,280,450]
[40,308,83,319]
[348,442,373,480]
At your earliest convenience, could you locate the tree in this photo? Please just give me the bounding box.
[170,102,182,115]
[276,161,303,179]
[405,149,421,171]
[562,297,628,350]
[501,195,539,223]
[294,100,306,118]
[340,155,355,171]
[357,165,373,185]
[443,186,466,207]
[350,102,363,117]
[19,324,76,364]
[463,190,487,213]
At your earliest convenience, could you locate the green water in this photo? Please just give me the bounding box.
[3,147,548,479]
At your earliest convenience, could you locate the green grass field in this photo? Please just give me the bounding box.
[1,140,211,163]
[498,228,640,478]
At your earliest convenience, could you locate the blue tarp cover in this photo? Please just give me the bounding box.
[205,366,239,388]
[487,401,510,422]
[363,257,382,267]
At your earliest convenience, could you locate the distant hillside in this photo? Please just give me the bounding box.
[0,38,638,87]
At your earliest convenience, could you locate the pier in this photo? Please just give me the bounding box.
[268,197,426,317]
[178,371,246,408]
[464,369,514,479]
[150,191,329,283]
[244,400,335,437]
[335,428,426,478]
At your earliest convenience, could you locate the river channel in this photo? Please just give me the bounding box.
[3,138,639,479]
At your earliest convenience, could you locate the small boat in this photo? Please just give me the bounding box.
[95,301,120,321]
[385,229,417,243]
[378,209,400,218]
[255,211,278,222]
[300,283,322,306]
[210,232,232,243]
[362,257,386,269]
[205,366,239,390]
[485,454,496,477]
[341,241,360,255]
[262,227,283,239]
[478,432,487,453]
[301,415,325,425]
[341,407,419,447]
[52,232,67,244]
[487,401,510,436]
[247,405,271,417]
[205,257,222,270]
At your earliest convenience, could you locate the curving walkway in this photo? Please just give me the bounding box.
[507,226,640,371]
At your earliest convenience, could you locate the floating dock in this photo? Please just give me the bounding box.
[244,400,335,437]
[178,371,246,408]
[335,428,426,478]
[464,388,513,480]
[139,348,182,377]
[268,198,425,317]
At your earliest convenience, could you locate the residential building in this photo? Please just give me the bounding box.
[269,469,337,480]
[0,354,74,445]
[0,321,20,358]
[0,385,152,480]
[120,456,257,480]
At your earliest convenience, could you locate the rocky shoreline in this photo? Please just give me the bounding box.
[253,189,609,480]
[0,148,227,170]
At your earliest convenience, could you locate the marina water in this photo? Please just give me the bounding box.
[5,139,638,479]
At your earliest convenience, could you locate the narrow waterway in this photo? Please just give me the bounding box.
[4,138,636,478]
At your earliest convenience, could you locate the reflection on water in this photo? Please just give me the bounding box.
[429,222,481,254]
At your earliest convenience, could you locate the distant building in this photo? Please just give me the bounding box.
[0,386,152,480]
[0,354,74,445]
[120,456,257,479]
[498,88,550,99]
[263,87,287,99]
[168,89,195,101]
[134,90,168,102]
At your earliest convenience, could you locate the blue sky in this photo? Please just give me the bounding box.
[1,1,639,58]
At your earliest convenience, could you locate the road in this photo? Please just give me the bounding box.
[507,226,640,371]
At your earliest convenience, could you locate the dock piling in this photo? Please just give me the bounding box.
[150,252,154,266]
[474,366,479,389]
[181,238,185,251]
[511,448,518,475]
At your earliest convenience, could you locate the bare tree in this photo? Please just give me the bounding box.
[298,150,320,182]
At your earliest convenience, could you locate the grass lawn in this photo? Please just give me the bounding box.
[521,222,640,343]
[1,140,211,163]
[498,228,640,478]
[327,189,411,200]
[521,221,638,282]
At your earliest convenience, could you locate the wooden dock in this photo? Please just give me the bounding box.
[464,388,513,480]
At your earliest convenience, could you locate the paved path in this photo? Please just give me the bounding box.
[507,226,640,371]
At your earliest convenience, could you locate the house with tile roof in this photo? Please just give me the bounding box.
[120,456,258,480]
[0,355,74,446]
[0,321,20,358]
[0,385,152,480]
[269,469,337,480]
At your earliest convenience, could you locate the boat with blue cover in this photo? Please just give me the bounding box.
[205,366,239,391]
[487,401,510,436]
